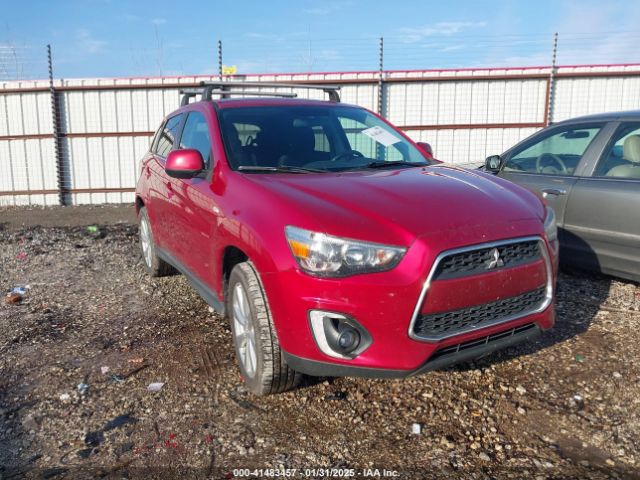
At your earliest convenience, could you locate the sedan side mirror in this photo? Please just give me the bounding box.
[485,155,503,173]
[166,149,205,179]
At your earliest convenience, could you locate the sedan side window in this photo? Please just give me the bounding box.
[154,114,183,158]
[504,125,602,176]
[180,111,213,167]
[594,123,640,179]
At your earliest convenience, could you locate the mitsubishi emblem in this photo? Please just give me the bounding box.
[485,248,504,270]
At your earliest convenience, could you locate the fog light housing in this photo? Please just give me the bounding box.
[308,310,372,359]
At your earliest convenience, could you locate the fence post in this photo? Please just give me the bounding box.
[546,32,558,126]
[377,36,385,117]
[48,44,67,206]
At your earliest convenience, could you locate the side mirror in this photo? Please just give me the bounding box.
[485,155,503,173]
[416,142,434,158]
[165,149,205,179]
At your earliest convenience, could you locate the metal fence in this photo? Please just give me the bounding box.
[2,62,640,205]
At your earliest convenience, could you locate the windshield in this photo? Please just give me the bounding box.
[218,105,428,172]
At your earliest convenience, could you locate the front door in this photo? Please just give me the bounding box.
[165,110,220,286]
[498,123,606,236]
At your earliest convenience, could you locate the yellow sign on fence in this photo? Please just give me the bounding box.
[222,65,237,75]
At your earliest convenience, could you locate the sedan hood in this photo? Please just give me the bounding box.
[245,165,545,245]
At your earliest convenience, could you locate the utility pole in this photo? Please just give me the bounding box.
[48,45,67,206]
[218,40,223,77]
[546,32,558,125]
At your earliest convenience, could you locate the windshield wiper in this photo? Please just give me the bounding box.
[237,165,325,174]
[365,161,428,169]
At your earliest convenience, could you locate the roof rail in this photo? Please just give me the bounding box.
[179,81,341,106]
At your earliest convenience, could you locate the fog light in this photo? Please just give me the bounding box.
[338,327,360,352]
[309,310,372,359]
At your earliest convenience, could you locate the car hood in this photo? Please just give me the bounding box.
[244,165,545,246]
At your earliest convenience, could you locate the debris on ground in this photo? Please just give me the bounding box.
[324,391,347,401]
[411,423,422,435]
[100,366,110,375]
[11,285,30,295]
[77,383,89,395]
[147,382,165,392]
[4,292,23,304]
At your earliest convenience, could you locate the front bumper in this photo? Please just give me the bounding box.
[261,227,557,375]
[283,321,547,378]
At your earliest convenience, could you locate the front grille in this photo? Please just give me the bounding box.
[412,286,546,340]
[428,323,537,362]
[433,240,540,280]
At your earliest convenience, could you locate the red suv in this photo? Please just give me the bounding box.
[136,82,558,395]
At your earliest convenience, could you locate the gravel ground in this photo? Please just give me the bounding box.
[0,207,639,479]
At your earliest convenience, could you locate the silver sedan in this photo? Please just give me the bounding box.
[484,110,640,283]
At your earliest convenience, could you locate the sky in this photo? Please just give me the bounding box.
[1,0,640,80]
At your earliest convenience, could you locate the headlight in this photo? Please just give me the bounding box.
[285,226,406,277]
[544,207,558,243]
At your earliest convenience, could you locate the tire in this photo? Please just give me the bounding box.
[138,207,175,277]
[227,261,301,395]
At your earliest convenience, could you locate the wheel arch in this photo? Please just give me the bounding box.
[221,246,249,300]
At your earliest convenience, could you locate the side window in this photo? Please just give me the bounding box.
[234,123,261,146]
[180,111,213,167]
[313,126,331,152]
[154,114,183,158]
[504,125,602,176]
[594,123,640,179]
[149,124,163,153]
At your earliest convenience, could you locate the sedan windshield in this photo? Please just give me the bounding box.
[218,105,429,172]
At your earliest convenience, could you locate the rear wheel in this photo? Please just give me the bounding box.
[138,207,174,277]
[227,261,301,395]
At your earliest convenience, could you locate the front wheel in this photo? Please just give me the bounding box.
[227,261,301,395]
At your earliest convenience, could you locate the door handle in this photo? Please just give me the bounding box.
[540,188,567,197]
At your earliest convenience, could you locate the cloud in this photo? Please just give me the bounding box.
[151,18,167,25]
[304,1,353,16]
[75,29,107,54]
[440,44,466,52]
[245,32,286,43]
[475,1,640,68]
[398,21,486,43]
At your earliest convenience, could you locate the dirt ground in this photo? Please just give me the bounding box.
[1,206,639,479]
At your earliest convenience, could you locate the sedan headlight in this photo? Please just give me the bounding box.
[285,226,406,277]
[544,207,558,243]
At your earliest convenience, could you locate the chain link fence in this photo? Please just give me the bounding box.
[2,38,640,206]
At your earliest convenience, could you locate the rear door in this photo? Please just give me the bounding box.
[562,121,640,281]
[147,113,185,251]
[498,122,606,231]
